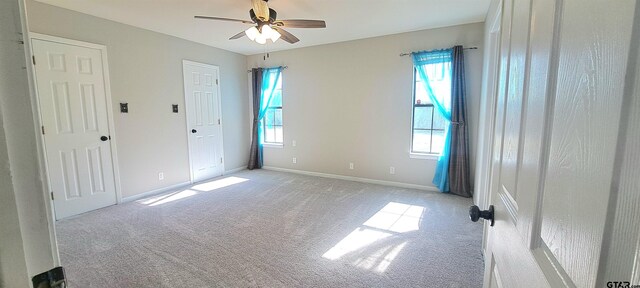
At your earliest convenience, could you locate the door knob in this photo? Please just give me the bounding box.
[469,205,494,226]
[100,136,109,141]
[191,129,197,133]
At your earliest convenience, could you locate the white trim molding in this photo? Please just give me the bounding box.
[224,166,246,175]
[262,143,284,149]
[262,166,439,192]
[121,181,192,203]
[409,153,439,160]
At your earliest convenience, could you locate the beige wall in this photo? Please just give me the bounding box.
[25,0,250,198]
[247,23,484,190]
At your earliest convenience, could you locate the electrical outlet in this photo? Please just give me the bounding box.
[292,157,297,164]
[292,140,296,147]
[158,172,164,180]
[349,162,354,170]
[390,167,395,174]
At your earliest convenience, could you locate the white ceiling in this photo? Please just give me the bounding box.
[35,0,491,55]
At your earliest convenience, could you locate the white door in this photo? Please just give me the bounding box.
[183,61,223,183]
[483,0,638,287]
[32,38,117,219]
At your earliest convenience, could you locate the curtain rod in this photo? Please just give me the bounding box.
[247,66,288,73]
[399,47,478,57]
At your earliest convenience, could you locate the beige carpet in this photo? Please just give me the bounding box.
[57,169,484,287]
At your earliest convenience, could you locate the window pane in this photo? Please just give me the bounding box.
[270,90,282,107]
[274,71,282,89]
[264,127,275,143]
[264,109,275,128]
[425,63,451,108]
[432,111,447,130]
[274,108,283,126]
[412,130,431,153]
[413,106,433,130]
[275,126,283,143]
[414,82,430,105]
[431,130,445,154]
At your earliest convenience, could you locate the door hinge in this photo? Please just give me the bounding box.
[218,119,220,125]
[41,126,45,135]
[216,79,218,85]
[32,56,36,65]
[50,192,54,201]
[220,157,223,164]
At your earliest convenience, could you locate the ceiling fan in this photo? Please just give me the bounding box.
[195,0,326,44]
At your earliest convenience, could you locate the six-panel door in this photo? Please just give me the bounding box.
[183,61,223,183]
[484,0,637,287]
[32,38,117,219]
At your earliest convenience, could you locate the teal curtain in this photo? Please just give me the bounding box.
[412,49,453,192]
[248,67,282,170]
[257,67,282,145]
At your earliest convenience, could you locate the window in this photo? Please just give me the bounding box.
[262,71,283,144]
[411,62,451,154]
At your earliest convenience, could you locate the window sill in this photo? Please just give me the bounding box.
[409,153,439,160]
[262,143,284,149]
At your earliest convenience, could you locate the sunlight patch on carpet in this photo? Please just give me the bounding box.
[322,202,425,271]
[138,177,249,206]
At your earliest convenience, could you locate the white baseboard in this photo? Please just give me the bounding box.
[262,166,439,192]
[224,166,245,175]
[121,181,191,203]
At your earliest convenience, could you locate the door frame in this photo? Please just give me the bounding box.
[182,60,225,183]
[28,34,123,213]
[475,0,502,253]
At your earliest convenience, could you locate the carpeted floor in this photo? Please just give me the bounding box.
[56,170,484,287]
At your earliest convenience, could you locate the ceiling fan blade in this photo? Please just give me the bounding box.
[276,20,326,28]
[229,31,246,40]
[273,27,299,44]
[194,16,254,24]
[251,0,269,21]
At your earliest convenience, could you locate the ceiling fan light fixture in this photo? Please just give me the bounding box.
[255,33,267,44]
[261,25,273,36]
[245,26,260,41]
[260,25,280,43]
[196,1,326,45]
[270,29,281,42]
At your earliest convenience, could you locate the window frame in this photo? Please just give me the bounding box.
[261,71,283,146]
[410,67,446,157]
